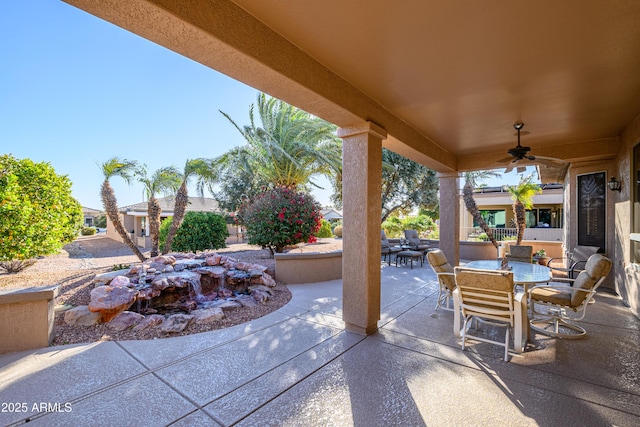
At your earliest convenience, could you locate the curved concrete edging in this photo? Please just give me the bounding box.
[274,251,343,284]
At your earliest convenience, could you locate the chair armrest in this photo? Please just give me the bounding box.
[527,282,593,295]
[546,256,569,267]
[436,271,456,277]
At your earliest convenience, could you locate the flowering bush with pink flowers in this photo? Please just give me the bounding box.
[238,187,322,256]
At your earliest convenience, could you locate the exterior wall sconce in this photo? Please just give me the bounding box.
[608,177,621,192]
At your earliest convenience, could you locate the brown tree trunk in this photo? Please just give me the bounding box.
[101,181,146,262]
[162,181,189,254]
[148,196,162,257]
[462,181,499,248]
[513,201,526,245]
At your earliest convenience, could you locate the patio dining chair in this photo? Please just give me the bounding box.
[381,230,401,265]
[453,267,517,361]
[505,245,533,263]
[404,229,431,260]
[528,253,612,338]
[546,245,600,278]
[426,249,455,311]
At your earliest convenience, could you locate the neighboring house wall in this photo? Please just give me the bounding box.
[460,187,564,241]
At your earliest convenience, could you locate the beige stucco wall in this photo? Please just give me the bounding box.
[274,251,342,284]
[0,286,58,354]
[615,112,640,317]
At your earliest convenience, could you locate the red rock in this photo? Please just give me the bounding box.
[64,305,102,326]
[153,255,176,265]
[88,285,138,322]
[160,314,194,333]
[110,275,132,288]
[206,255,222,266]
[108,311,144,331]
[193,307,224,324]
[133,314,165,331]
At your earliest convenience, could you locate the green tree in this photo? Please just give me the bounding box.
[211,166,267,214]
[315,219,333,238]
[136,165,181,257]
[0,155,82,273]
[94,214,107,228]
[215,93,341,191]
[462,170,501,248]
[99,157,146,262]
[239,187,322,256]
[506,174,542,245]
[170,212,229,253]
[381,149,439,222]
[162,159,217,254]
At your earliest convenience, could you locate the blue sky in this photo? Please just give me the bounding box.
[1,1,528,211]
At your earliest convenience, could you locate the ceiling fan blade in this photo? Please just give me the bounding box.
[504,161,517,174]
[495,157,513,165]
[535,157,566,168]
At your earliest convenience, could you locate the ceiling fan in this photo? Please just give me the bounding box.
[496,123,565,173]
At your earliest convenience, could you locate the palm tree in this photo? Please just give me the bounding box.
[99,157,146,262]
[216,93,342,190]
[462,170,501,248]
[506,174,542,245]
[162,159,217,254]
[136,165,182,257]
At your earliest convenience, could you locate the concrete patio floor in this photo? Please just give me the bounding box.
[1,263,639,426]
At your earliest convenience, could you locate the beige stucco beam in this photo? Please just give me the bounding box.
[63,0,457,172]
[458,137,620,172]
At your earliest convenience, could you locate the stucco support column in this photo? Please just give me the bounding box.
[338,121,386,335]
[437,172,461,265]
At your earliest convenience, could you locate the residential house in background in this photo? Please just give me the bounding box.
[320,208,342,223]
[105,197,239,248]
[461,183,564,242]
[82,206,102,227]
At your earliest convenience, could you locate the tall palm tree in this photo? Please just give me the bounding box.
[99,157,146,262]
[462,170,501,248]
[216,93,342,190]
[162,159,217,254]
[506,174,542,245]
[136,165,182,257]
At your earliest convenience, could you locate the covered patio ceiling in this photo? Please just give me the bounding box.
[65,0,640,181]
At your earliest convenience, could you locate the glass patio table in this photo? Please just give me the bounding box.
[453,260,552,353]
[463,260,552,290]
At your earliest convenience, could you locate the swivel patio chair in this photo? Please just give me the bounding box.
[453,267,518,361]
[546,245,600,279]
[505,245,533,263]
[426,249,455,311]
[381,230,401,265]
[404,229,431,261]
[528,253,612,338]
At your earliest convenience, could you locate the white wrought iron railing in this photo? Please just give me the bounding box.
[462,227,518,242]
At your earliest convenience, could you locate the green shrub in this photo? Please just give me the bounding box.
[81,226,97,235]
[94,215,107,228]
[0,154,82,273]
[158,216,172,250]
[239,187,322,255]
[316,219,333,238]
[170,212,228,253]
[333,225,343,238]
[381,216,403,237]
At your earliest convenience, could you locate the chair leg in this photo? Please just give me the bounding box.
[504,327,510,362]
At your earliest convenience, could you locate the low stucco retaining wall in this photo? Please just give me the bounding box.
[0,285,58,354]
[275,251,342,284]
[426,240,564,261]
